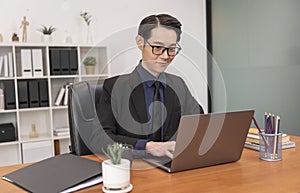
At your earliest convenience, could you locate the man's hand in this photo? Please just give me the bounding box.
[146,141,176,159]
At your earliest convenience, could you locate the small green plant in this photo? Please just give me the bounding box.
[83,56,96,66]
[37,25,56,35]
[104,143,124,165]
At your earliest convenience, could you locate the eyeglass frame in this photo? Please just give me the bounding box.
[145,40,182,56]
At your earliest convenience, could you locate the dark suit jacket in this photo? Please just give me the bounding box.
[96,67,204,147]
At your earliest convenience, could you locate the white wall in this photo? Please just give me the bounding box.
[0,0,205,44]
[0,0,207,111]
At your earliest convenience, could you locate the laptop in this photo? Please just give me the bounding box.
[144,110,254,173]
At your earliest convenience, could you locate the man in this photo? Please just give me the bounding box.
[96,14,203,159]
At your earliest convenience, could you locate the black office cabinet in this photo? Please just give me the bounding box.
[17,80,29,108]
[69,48,78,75]
[49,48,61,75]
[3,80,16,110]
[28,80,39,108]
[38,79,49,107]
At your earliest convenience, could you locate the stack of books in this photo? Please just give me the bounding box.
[244,128,296,151]
[53,127,70,137]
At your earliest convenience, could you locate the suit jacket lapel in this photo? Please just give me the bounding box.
[163,84,174,134]
[128,69,149,124]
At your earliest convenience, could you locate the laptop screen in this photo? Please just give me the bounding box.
[145,110,254,173]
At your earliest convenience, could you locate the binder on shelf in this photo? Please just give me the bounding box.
[49,48,61,75]
[20,49,32,77]
[0,88,4,110]
[0,56,3,76]
[28,80,39,108]
[17,80,29,108]
[7,52,14,77]
[3,55,8,77]
[69,48,78,75]
[63,86,69,106]
[60,49,70,75]
[63,82,72,105]
[54,86,66,106]
[2,153,102,193]
[32,49,44,77]
[4,80,16,109]
[38,79,49,107]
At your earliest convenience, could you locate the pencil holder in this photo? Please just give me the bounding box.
[259,133,282,161]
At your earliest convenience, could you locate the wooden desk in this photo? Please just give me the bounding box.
[1,136,300,193]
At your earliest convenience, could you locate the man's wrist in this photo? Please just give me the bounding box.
[135,139,148,150]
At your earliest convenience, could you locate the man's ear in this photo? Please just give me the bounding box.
[136,35,144,50]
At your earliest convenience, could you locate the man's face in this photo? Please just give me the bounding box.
[137,27,178,78]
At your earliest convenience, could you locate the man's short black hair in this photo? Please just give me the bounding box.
[138,14,182,42]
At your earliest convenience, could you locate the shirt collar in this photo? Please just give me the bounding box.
[136,60,167,88]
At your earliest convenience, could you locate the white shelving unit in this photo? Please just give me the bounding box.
[0,43,108,166]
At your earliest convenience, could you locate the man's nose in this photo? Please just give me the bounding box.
[160,48,169,59]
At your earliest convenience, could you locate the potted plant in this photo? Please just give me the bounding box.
[102,143,133,192]
[80,11,93,43]
[37,25,56,43]
[83,56,96,74]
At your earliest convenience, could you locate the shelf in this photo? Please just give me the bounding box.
[0,141,19,147]
[53,135,70,140]
[51,105,68,110]
[16,76,49,80]
[80,74,109,78]
[18,107,50,112]
[0,109,17,113]
[0,43,15,47]
[0,77,15,80]
[0,43,108,166]
[5,42,47,47]
[20,133,52,143]
[50,75,78,79]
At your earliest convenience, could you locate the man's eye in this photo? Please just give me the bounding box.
[169,47,176,52]
[153,46,163,50]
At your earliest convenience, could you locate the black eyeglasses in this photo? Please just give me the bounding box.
[145,40,181,56]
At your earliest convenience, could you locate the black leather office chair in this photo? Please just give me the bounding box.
[67,80,103,156]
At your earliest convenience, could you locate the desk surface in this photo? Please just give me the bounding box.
[1,136,300,193]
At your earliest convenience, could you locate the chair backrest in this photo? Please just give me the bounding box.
[68,80,103,156]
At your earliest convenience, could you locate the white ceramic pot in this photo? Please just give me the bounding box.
[42,35,52,43]
[102,159,131,190]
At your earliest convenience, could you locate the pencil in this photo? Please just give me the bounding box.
[264,112,267,133]
[277,116,281,133]
[272,114,275,134]
[252,117,269,146]
[273,116,279,156]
